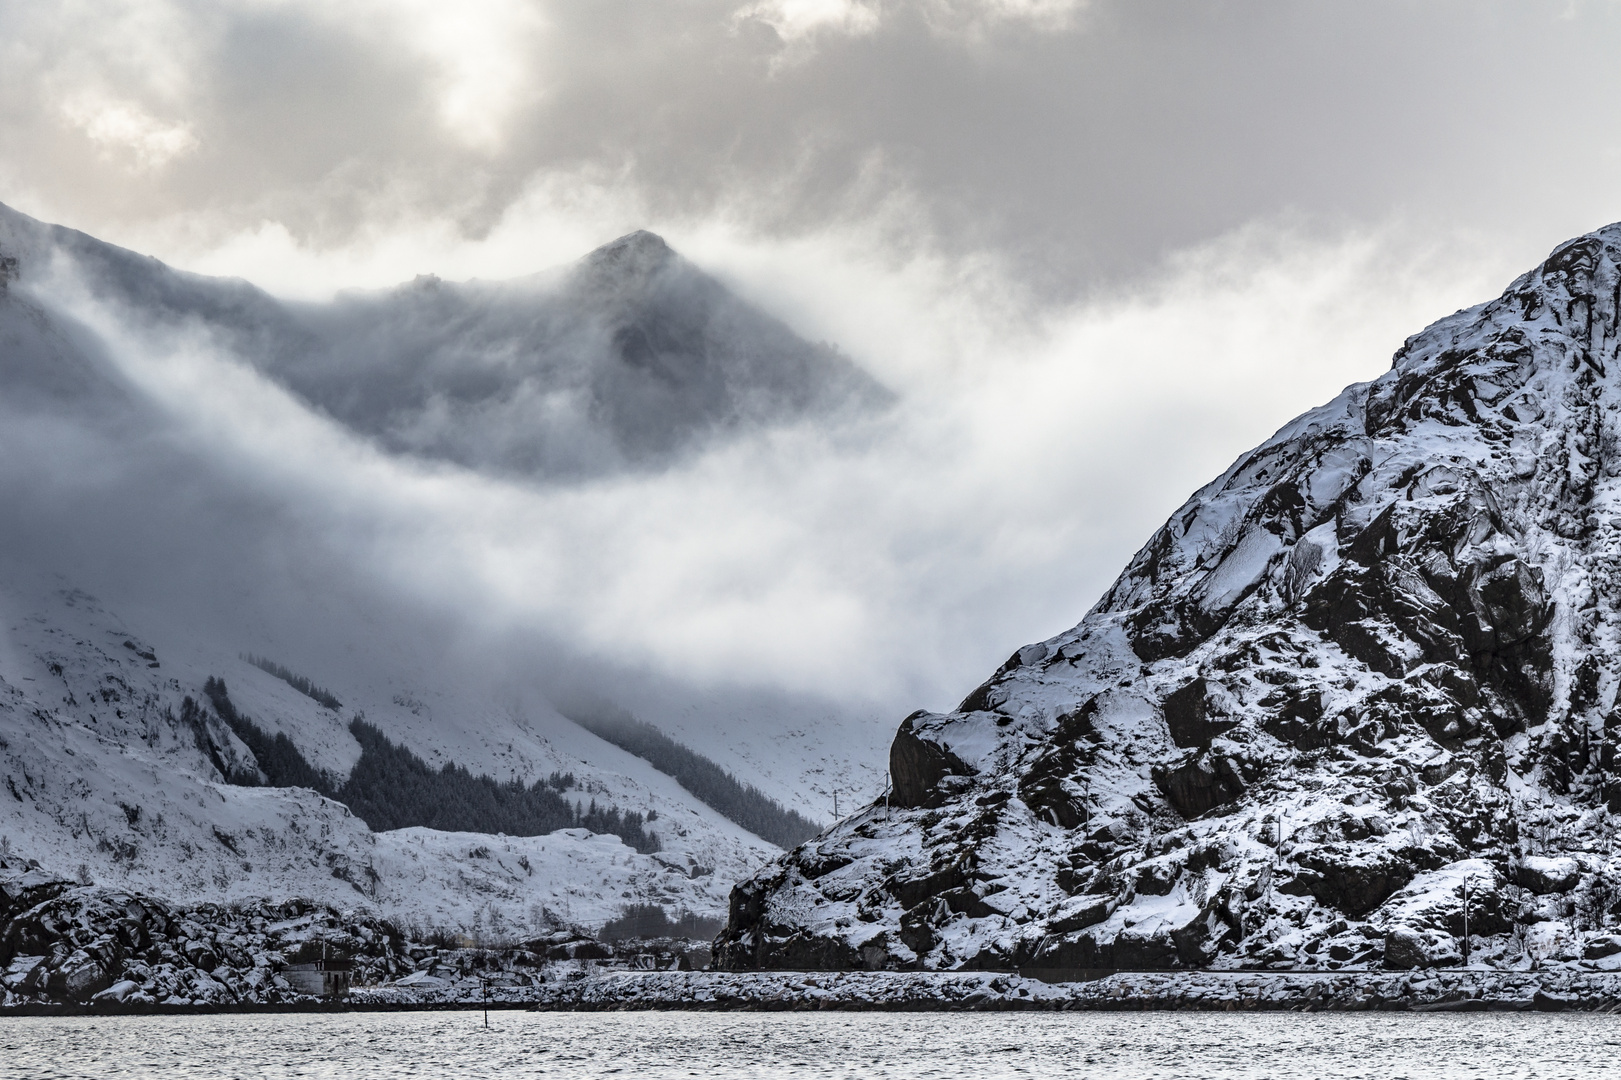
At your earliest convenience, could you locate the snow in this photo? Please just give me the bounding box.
[0,576,775,930]
[720,221,1621,977]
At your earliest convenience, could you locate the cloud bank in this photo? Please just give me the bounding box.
[3,214,1510,721]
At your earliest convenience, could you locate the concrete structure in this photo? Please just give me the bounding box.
[284,958,352,998]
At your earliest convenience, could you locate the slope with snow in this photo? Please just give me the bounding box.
[718,225,1621,973]
[0,576,780,932]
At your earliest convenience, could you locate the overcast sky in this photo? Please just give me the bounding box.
[6,1,1621,718]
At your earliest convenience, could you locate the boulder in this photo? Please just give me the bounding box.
[1512,856,1580,894]
[890,713,973,809]
[1383,926,1461,970]
[48,950,112,1002]
[181,939,219,972]
[1047,895,1114,935]
[1287,846,1416,918]
[1160,679,1239,749]
[1583,934,1621,960]
[2,954,46,992]
[90,979,141,1005]
[1153,753,1245,819]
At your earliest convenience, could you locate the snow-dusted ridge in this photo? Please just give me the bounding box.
[0,576,775,932]
[718,223,1621,974]
[0,203,891,482]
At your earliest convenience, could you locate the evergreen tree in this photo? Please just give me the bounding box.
[564,704,822,847]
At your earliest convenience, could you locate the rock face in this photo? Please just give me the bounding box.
[715,226,1621,974]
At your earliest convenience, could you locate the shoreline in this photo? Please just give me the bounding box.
[6,969,1621,1016]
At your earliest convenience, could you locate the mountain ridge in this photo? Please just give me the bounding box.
[0,202,893,480]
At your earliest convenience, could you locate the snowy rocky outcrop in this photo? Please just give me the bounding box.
[0,866,677,1009]
[1,870,412,1007]
[716,225,1621,974]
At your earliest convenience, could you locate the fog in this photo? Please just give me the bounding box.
[0,213,1507,726]
[1,1,1617,776]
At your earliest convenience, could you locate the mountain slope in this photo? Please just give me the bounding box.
[0,204,898,933]
[0,577,773,932]
[716,225,1621,974]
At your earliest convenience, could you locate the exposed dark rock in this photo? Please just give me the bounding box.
[1383,926,1461,970]
[49,951,112,1002]
[890,713,973,809]
[1161,679,1239,749]
[1284,847,1416,918]
[1153,753,1245,819]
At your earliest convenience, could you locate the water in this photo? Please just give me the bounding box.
[2,1011,1619,1079]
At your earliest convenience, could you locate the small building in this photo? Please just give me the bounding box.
[284,958,352,998]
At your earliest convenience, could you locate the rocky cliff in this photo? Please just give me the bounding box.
[715,225,1621,974]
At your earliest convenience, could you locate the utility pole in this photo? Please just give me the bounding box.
[482,976,489,1028]
[833,790,839,818]
[1464,876,1473,966]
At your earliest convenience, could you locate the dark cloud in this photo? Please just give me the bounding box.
[6,1,1621,296]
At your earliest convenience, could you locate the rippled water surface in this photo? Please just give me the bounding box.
[3,1010,1621,1079]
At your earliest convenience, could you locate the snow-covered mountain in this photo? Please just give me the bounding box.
[717,225,1621,973]
[0,203,895,934]
[0,206,890,481]
[274,230,892,478]
[0,564,776,935]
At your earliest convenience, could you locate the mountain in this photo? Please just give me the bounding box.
[0,204,891,935]
[716,225,1621,974]
[0,204,892,480]
[274,230,893,477]
[0,575,771,935]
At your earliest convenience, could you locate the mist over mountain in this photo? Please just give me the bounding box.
[276,230,891,478]
[0,204,891,481]
[0,203,892,933]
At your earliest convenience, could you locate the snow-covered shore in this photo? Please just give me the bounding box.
[396,968,1621,1012]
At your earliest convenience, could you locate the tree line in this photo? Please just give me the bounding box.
[199,677,658,853]
[240,654,343,711]
[598,902,724,942]
[563,703,822,848]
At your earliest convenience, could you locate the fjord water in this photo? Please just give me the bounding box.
[4,1012,1619,1079]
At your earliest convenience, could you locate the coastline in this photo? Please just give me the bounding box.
[7,969,1621,1015]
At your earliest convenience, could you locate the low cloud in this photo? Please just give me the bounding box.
[6,213,1515,719]
[61,92,199,171]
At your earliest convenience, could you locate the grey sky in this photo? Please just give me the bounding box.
[6,1,1621,292]
[4,1,1621,720]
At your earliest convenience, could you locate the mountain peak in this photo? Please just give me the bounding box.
[581,229,677,281]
